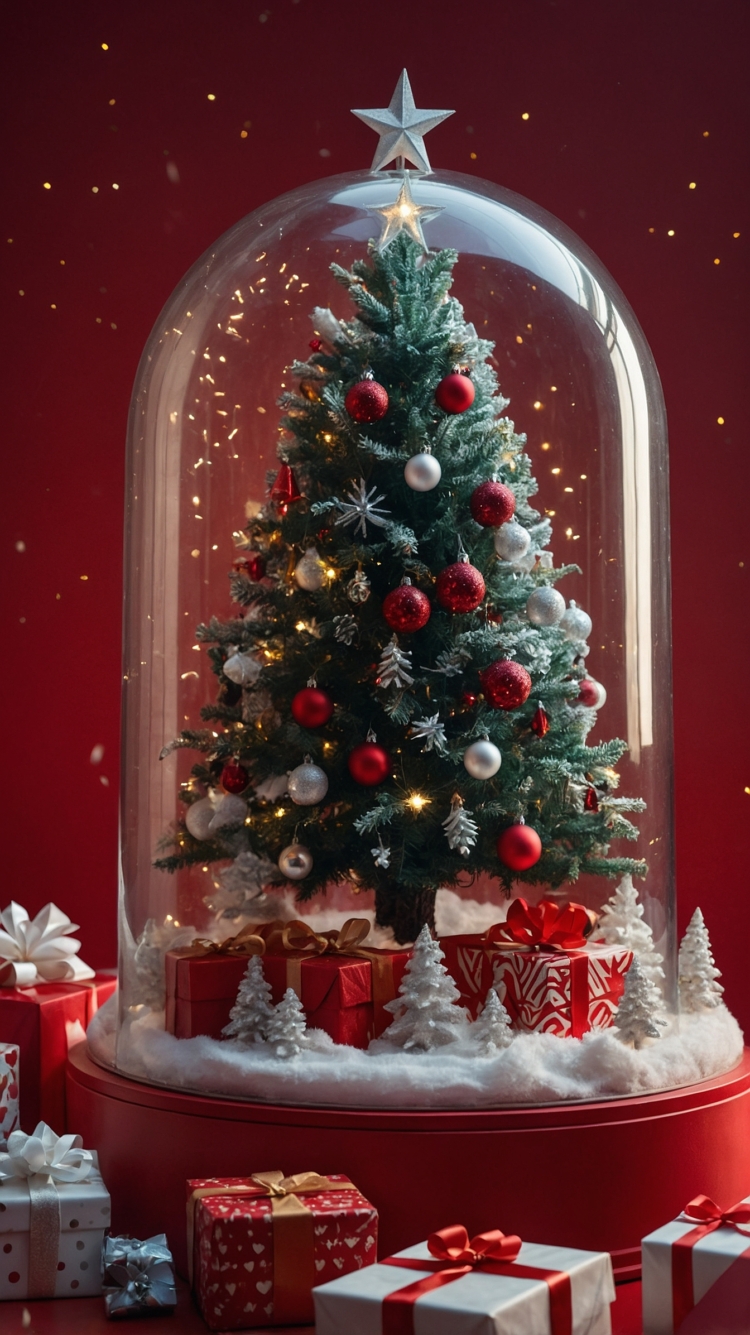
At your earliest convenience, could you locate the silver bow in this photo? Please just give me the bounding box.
[0,901,95,987]
[103,1234,177,1318]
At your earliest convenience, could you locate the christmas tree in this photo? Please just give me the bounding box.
[678,908,723,1012]
[593,875,665,993]
[471,987,514,1055]
[613,958,667,1049]
[222,955,274,1046]
[382,925,467,1051]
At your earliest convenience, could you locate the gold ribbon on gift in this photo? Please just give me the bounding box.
[258,918,397,1035]
[186,923,267,959]
[27,1174,62,1298]
[187,1171,357,1325]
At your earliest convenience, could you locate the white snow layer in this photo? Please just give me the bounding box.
[258,887,506,945]
[89,999,744,1112]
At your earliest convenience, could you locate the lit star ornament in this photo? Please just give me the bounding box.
[366,174,444,253]
[352,69,454,174]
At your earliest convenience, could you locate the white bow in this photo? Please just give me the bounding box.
[0,1121,94,1183]
[0,901,95,987]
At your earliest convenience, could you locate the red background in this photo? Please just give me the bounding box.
[2,3,748,1023]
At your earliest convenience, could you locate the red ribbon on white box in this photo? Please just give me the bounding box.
[671,1195,750,1329]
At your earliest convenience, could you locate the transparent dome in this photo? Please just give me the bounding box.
[116,167,674,1096]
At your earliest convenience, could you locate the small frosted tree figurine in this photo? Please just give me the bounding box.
[382,926,467,1052]
[222,955,274,1046]
[593,875,665,994]
[678,908,724,1012]
[614,958,667,1050]
[471,987,514,1056]
[266,988,308,1059]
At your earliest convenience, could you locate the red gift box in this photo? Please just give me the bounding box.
[441,899,632,1037]
[187,1171,378,1330]
[166,919,410,1048]
[0,973,116,1131]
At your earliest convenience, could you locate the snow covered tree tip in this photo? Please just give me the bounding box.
[593,875,665,990]
[266,987,308,1059]
[471,987,514,1056]
[614,958,667,1050]
[222,955,274,1046]
[678,908,724,1012]
[382,925,467,1052]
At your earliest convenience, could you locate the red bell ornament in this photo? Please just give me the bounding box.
[435,372,475,414]
[470,480,515,528]
[530,703,550,737]
[497,823,542,871]
[584,786,599,812]
[233,551,266,582]
[480,659,532,710]
[291,687,334,729]
[436,560,485,614]
[348,741,391,786]
[345,378,389,423]
[220,762,250,795]
[382,582,431,633]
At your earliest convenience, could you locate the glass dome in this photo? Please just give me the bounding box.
[116,167,674,1095]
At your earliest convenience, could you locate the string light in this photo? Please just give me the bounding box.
[407,794,429,811]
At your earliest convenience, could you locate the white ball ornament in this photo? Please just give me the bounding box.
[185,796,216,841]
[294,546,325,591]
[278,843,313,879]
[404,452,442,492]
[224,651,262,686]
[560,600,593,641]
[494,520,531,562]
[208,793,248,831]
[287,760,329,805]
[463,738,502,779]
[526,586,566,626]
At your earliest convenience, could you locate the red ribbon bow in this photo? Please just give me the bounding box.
[682,1195,750,1232]
[672,1195,750,1329]
[490,897,597,951]
[381,1224,572,1335]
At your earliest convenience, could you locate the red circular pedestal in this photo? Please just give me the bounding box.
[67,1042,750,1282]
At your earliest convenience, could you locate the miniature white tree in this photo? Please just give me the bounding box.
[382,926,467,1051]
[222,955,274,1046]
[678,908,724,1012]
[376,636,414,690]
[594,875,666,993]
[471,987,514,1056]
[266,988,308,1059]
[614,958,667,1049]
[442,798,479,857]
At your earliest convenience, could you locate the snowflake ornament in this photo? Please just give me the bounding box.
[409,713,448,754]
[334,479,391,538]
[371,837,391,868]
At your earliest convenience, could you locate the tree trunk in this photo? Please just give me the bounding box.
[375,882,437,944]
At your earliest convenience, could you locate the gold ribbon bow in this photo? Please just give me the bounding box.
[187,923,266,959]
[187,1171,356,1325]
[260,918,397,1032]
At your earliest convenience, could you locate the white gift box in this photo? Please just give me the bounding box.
[0,1143,111,1300]
[642,1198,750,1335]
[313,1237,615,1335]
[0,1044,19,1149]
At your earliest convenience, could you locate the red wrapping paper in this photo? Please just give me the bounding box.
[166,945,410,1047]
[187,1174,377,1330]
[0,973,116,1131]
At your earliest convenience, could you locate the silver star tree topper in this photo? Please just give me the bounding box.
[352,70,454,174]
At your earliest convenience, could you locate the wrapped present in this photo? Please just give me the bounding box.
[0,1045,19,1148]
[441,898,632,1036]
[166,918,410,1048]
[642,1193,750,1334]
[0,1121,111,1299]
[187,1170,378,1330]
[103,1233,177,1319]
[314,1222,616,1335]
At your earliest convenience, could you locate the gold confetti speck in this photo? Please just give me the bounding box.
[207,93,216,101]
[541,442,550,451]
[43,182,51,190]
[714,258,721,265]
[551,467,561,475]
[240,130,248,138]
[717,416,725,424]
[734,232,741,238]
[470,152,477,160]
[689,182,696,189]
[80,575,88,580]
[19,290,24,296]
[667,229,675,237]
[521,112,530,120]
[533,400,543,410]
[92,186,99,193]
[15,540,25,552]
[703,130,709,137]
[191,549,200,558]
[101,42,109,50]
[515,335,523,344]
[109,98,116,105]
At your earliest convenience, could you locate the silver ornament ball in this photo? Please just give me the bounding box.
[404,452,442,491]
[287,761,329,805]
[526,586,566,627]
[185,796,216,841]
[560,600,593,641]
[463,738,502,779]
[208,794,248,831]
[494,520,531,562]
[294,547,325,591]
[278,843,313,879]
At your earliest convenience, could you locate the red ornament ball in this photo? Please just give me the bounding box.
[291,687,334,729]
[461,691,478,710]
[233,551,265,582]
[436,561,486,614]
[480,659,532,710]
[470,480,516,528]
[578,678,606,708]
[348,741,391,786]
[309,337,323,351]
[221,762,250,794]
[435,372,475,414]
[497,824,542,871]
[345,378,389,423]
[382,584,431,633]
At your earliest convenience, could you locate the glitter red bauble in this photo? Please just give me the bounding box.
[221,762,250,794]
[497,824,542,870]
[480,659,532,710]
[345,379,389,423]
[233,551,266,582]
[348,742,391,786]
[436,561,486,614]
[382,585,431,633]
[309,338,322,351]
[470,480,516,527]
[461,692,478,710]
[530,703,550,737]
[291,687,334,729]
[435,373,475,414]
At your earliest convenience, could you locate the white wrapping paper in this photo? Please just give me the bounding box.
[642,1198,750,1335]
[313,1238,615,1335]
[0,1044,19,1148]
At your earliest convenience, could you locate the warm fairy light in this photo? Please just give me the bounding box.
[323,433,333,443]
[295,620,307,631]
[407,794,429,811]
[325,567,337,580]
[275,808,286,818]
[541,442,550,451]
[717,417,725,425]
[533,400,543,410]
[545,509,556,516]
[564,486,573,493]
[565,527,573,537]
[580,473,587,479]
[667,230,675,237]
[521,112,530,120]
[192,495,200,504]
[551,467,561,475]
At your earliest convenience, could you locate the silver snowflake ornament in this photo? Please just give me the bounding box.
[410,713,448,754]
[334,479,391,539]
